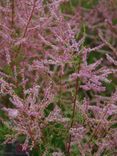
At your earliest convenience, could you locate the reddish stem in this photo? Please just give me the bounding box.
[23,0,37,38]
[11,0,15,27]
[67,77,79,155]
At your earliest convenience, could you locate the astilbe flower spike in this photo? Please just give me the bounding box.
[0,0,117,155]
[1,81,56,150]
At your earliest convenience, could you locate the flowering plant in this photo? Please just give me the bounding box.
[0,0,117,155]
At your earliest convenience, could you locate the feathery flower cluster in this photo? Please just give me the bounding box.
[0,0,117,155]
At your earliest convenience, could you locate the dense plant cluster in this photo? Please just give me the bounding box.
[0,0,117,155]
